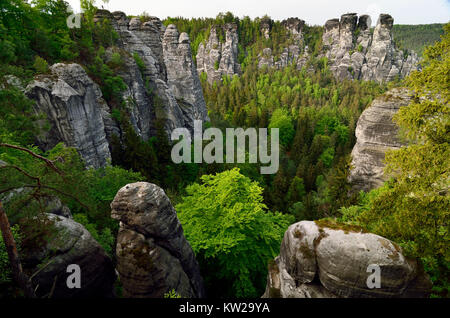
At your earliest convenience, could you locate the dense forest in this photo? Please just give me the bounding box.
[393,24,445,56]
[0,0,448,299]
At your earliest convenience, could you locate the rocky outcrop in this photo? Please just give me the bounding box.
[349,88,412,192]
[110,182,205,298]
[196,23,241,84]
[263,221,431,298]
[25,63,112,168]
[258,18,307,70]
[260,17,272,40]
[323,13,419,82]
[99,10,209,136]
[24,214,116,298]
[163,25,209,132]
[25,10,208,167]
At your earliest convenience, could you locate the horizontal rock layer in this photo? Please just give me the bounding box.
[349,88,413,192]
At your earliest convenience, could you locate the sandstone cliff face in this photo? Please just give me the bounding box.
[323,13,419,82]
[26,10,208,167]
[25,63,113,168]
[258,18,308,70]
[263,221,431,298]
[163,25,209,132]
[196,23,242,84]
[100,10,209,135]
[111,182,205,298]
[255,13,418,82]
[349,88,412,192]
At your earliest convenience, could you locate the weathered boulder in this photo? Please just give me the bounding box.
[111,182,205,298]
[196,23,241,84]
[349,88,412,192]
[25,63,112,168]
[263,221,431,298]
[24,214,116,298]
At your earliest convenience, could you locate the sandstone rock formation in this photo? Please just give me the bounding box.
[98,10,209,136]
[196,23,242,84]
[323,13,419,82]
[258,18,307,70]
[111,182,205,298]
[349,88,412,192]
[163,25,209,132]
[26,10,208,167]
[25,63,112,168]
[263,221,431,298]
[255,13,418,82]
[24,214,116,298]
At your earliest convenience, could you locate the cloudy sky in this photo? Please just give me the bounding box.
[67,0,450,25]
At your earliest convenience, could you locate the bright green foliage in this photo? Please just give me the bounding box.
[164,289,182,298]
[176,168,294,297]
[73,214,115,257]
[268,108,294,147]
[33,56,49,74]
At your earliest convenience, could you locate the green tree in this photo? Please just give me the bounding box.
[344,25,450,297]
[176,168,294,297]
[268,108,294,148]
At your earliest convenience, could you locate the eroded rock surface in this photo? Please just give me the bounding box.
[25,10,208,167]
[196,23,242,83]
[263,221,431,298]
[111,182,205,298]
[349,88,413,192]
[24,214,116,298]
[323,13,419,82]
[25,63,112,168]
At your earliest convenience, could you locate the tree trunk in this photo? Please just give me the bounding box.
[0,201,36,298]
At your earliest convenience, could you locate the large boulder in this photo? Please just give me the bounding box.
[349,88,413,192]
[110,182,205,298]
[24,214,116,298]
[263,221,431,298]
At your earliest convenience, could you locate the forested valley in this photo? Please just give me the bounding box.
[0,0,448,299]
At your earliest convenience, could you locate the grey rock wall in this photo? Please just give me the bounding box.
[196,23,242,84]
[349,88,413,192]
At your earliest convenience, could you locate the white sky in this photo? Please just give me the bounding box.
[66,0,450,26]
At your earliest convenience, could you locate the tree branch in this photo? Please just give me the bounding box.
[0,143,64,176]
